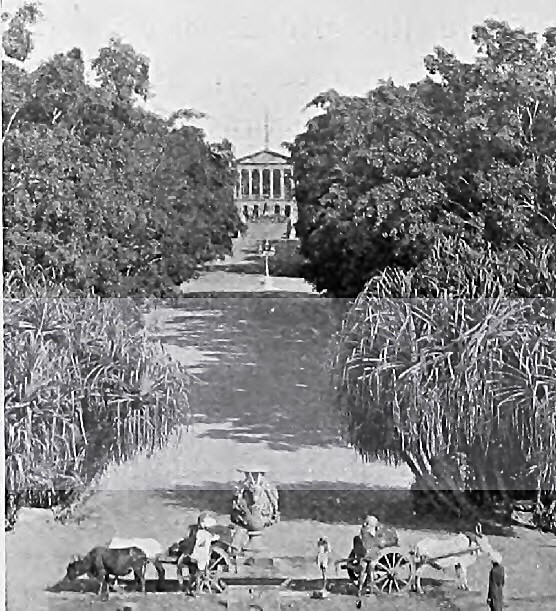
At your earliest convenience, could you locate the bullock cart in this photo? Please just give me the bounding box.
[338,545,488,594]
[338,546,414,594]
[337,525,487,595]
[156,522,249,594]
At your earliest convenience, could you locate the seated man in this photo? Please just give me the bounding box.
[177,513,220,595]
[356,515,398,596]
[355,515,379,596]
[361,514,398,549]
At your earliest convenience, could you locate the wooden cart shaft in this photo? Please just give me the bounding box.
[337,543,481,571]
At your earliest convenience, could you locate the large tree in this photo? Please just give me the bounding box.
[2,4,242,297]
[324,20,556,515]
[290,20,556,298]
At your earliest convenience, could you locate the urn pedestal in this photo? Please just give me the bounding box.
[245,529,264,552]
[231,467,279,569]
[230,467,280,531]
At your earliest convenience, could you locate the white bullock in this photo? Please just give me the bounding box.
[411,523,497,593]
[109,537,164,559]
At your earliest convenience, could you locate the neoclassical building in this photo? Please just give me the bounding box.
[234,149,297,221]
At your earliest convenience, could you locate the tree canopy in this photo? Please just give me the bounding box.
[290,20,556,298]
[3,5,242,297]
[322,20,556,511]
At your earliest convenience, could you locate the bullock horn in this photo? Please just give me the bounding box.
[475,522,483,536]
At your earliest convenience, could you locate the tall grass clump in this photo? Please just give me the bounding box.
[332,247,556,517]
[365,236,556,300]
[4,271,192,526]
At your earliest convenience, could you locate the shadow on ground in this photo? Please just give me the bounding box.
[207,256,263,274]
[48,575,448,597]
[153,483,510,535]
[49,578,165,594]
[153,298,350,452]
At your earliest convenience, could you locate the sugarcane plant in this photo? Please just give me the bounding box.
[331,258,556,518]
[4,270,192,529]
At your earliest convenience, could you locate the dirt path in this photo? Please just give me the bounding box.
[6,257,556,610]
[6,419,420,610]
[179,220,317,294]
[8,419,555,610]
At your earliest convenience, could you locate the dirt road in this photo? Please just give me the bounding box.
[7,428,555,611]
[6,267,556,610]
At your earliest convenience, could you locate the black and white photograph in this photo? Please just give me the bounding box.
[3,1,556,609]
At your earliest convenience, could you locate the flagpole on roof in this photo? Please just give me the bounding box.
[264,109,270,151]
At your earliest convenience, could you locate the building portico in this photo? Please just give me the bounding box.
[234,149,297,221]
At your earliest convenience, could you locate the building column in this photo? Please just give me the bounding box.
[280,170,285,200]
[248,169,253,196]
[238,171,242,199]
[269,168,274,199]
[259,169,263,197]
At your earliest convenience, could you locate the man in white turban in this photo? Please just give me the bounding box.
[188,513,220,595]
[356,515,398,598]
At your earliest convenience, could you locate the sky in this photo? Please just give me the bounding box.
[5,0,556,156]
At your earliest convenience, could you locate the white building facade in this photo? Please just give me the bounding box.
[234,149,297,221]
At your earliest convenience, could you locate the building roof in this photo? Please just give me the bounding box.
[237,149,290,165]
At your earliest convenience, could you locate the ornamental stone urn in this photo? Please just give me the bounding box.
[230,468,280,536]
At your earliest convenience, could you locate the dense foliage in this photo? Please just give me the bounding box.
[4,271,192,526]
[2,3,231,526]
[268,240,307,278]
[333,294,556,514]
[3,3,242,297]
[290,20,556,298]
[323,19,556,515]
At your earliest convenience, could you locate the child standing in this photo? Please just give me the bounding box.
[316,537,331,592]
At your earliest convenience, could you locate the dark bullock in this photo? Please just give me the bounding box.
[65,546,148,597]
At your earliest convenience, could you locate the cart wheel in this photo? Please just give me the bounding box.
[197,545,230,594]
[210,545,231,571]
[198,575,227,595]
[373,551,412,594]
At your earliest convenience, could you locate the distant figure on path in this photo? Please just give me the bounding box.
[286,217,292,238]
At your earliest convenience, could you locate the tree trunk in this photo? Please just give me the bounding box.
[403,449,468,518]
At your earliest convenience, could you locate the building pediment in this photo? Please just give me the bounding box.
[237,149,290,166]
